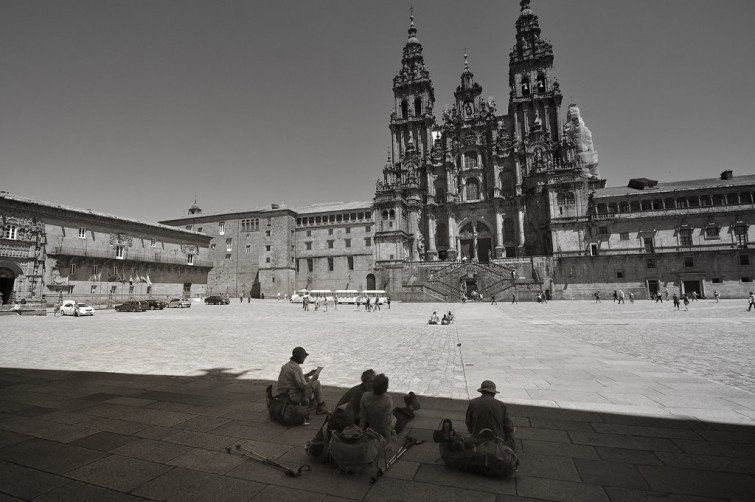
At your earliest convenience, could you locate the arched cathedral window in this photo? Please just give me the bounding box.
[414,97,422,116]
[401,99,408,118]
[503,218,515,242]
[557,193,566,206]
[465,178,480,201]
[464,151,477,169]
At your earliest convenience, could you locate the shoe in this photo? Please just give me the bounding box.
[315,402,331,415]
[403,392,420,411]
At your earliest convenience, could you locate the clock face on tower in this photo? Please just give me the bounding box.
[463,101,473,118]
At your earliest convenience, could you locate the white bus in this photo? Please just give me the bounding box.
[309,290,334,302]
[335,289,359,304]
[290,289,309,303]
[360,290,388,305]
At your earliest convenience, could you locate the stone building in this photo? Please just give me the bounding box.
[0,191,211,311]
[160,0,753,302]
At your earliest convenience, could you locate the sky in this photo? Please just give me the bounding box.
[1,0,754,223]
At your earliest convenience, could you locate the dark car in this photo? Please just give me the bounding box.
[204,295,230,305]
[114,301,144,312]
[145,299,167,310]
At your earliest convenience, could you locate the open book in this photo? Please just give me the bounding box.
[310,366,324,381]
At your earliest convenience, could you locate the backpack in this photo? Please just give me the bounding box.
[328,425,382,474]
[305,405,355,461]
[436,419,519,477]
[266,384,309,426]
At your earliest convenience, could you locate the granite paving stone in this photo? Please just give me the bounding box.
[1,300,753,501]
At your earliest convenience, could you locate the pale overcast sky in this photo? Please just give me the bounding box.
[1,0,753,223]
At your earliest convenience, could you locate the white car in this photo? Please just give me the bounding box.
[168,298,192,308]
[60,301,95,316]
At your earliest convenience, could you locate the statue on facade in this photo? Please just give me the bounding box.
[563,104,599,177]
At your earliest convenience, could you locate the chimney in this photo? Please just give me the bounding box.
[720,170,733,180]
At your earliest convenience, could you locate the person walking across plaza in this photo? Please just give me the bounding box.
[664,288,669,301]
[747,291,755,311]
[594,290,601,303]
[682,293,690,311]
[655,291,664,303]
[490,294,497,306]
[672,292,680,310]
[617,290,625,304]
[714,290,720,303]
[386,296,391,309]
[628,291,634,303]
[511,292,518,304]
[612,290,618,303]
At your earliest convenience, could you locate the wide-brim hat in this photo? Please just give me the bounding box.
[477,380,499,394]
[292,347,309,359]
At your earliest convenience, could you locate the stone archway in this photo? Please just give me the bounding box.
[458,221,494,262]
[366,274,376,290]
[0,266,18,304]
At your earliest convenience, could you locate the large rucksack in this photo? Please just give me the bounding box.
[328,425,383,474]
[435,419,519,477]
[305,405,355,461]
[266,384,309,426]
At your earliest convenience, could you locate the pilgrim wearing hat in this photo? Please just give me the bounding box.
[465,380,515,449]
[277,346,330,415]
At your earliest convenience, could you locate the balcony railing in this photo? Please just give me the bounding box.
[49,245,212,267]
[555,241,747,258]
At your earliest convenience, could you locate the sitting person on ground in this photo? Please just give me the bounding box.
[441,314,450,325]
[466,380,515,449]
[336,369,375,425]
[277,346,330,415]
[428,311,440,324]
[358,373,421,441]
[447,311,454,322]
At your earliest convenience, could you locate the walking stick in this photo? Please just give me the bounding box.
[225,444,311,477]
[369,436,424,484]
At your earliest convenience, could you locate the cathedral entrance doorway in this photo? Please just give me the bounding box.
[0,267,16,304]
[458,222,493,262]
[366,274,376,290]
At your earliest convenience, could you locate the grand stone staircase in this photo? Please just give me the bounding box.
[401,260,542,302]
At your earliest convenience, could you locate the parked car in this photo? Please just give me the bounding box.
[145,299,167,310]
[114,301,144,312]
[204,295,230,305]
[136,300,152,311]
[60,301,95,316]
[168,298,192,308]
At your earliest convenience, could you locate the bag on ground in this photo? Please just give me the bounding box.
[266,384,309,426]
[328,425,381,474]
[436,420,519,477]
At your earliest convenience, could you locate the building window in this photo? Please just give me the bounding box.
[70,263,77,276]
[219,222,225,235]
[185,225,192,230]
[598,226,609,236]
[328,257,334,271]
[616,271,624,279]
[679,225,693,246]
[306,242,312,250]
[245,245,251,253]
[265,245,271,252]
[348,256,354,270]
[589,243,598,256]
[704,223,720,239]
[197,227,203,233]
[306,230,312,237]
[78,227,86,238]
[115,246,125,259]
[345,227,351,234]
[92,265,98,276]
[225,254,231,260]
[620,232,629,241]
[328,240,334,249]
[265,230,271,237]
[328,228,333,235]
[389,210,396,220]
[465,178,480,201]
[740,255,751,266]
[684,256,694,268]
[110,285,117,294]
[266,257,271,263]
[267,218,271,226]
[712,277,722,284]
[644,237,655,253]
[503,219,515,242]
[345,239,351,248]
[364,238,371,247]
[734,220,748,248]
[226,238,232,251]
[210,243,216,249]
[742,277,753,283]
[307,258,313,272]
[365,225,371,232]
[187,254,194,266]
[150,238,157,247]
[557,193,566,206]
[646,258,656,269]
[464,151,478,169]
[521,78,530,96]
[2,225,17,240]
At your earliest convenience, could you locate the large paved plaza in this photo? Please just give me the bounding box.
[1,299,754,501]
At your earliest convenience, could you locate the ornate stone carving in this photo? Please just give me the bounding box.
[563,104,599,177]
[109,233,133,247]
[181,244,199,254]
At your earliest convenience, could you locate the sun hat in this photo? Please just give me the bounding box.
[477,380,499,394]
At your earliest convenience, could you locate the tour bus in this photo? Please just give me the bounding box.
[309,290,334,303]
[335,289,359,305]
[290,289,309,303]
[360,290,388,305]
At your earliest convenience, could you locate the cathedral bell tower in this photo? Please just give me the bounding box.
[374,12,436,263]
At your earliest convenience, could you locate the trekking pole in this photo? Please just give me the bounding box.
[226,444,311,477]
[369,436,424,484]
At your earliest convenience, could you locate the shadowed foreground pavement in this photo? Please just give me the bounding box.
[1,368,754,502]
